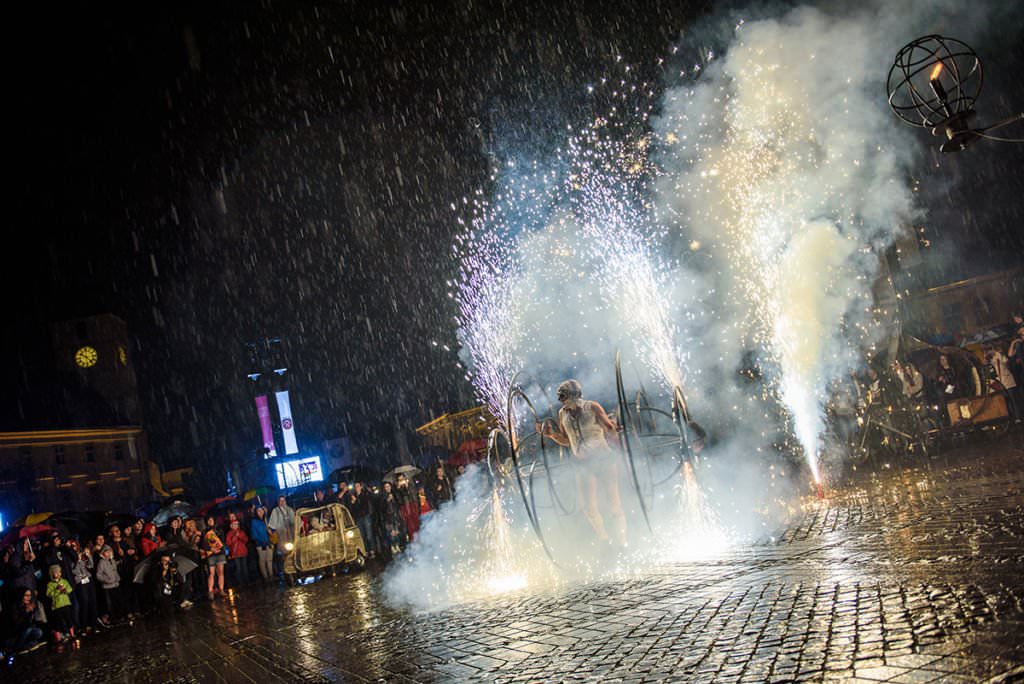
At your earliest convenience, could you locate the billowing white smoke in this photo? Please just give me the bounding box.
[382,465,559,611]
[653,5,921,480]
[394,0,1009,611]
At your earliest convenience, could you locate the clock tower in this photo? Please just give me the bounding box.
[52,314,143,424]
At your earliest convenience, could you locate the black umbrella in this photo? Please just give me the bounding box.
[327,465,382,486]
[103,513,137,533]
[133,545,199,583]
[151,501,195,527]
[47,511,107,540]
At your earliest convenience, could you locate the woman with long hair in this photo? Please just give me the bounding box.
[200,516,227,600]
[249,505,274,582]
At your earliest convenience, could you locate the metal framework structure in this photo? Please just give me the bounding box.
[482,353,702,561]
[887,34,1022,152]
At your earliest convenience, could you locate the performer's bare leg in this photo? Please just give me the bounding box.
[603,465,627,546]
[576,471,609,541]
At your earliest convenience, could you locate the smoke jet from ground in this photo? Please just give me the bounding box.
[386,0,1011,611]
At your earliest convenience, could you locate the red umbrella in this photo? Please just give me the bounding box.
[449,438,488,466]
[18,523,57,539]
[196,496,239,517]
[0,523,58,549]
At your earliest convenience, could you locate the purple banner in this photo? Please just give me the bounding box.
[255,395,277,458]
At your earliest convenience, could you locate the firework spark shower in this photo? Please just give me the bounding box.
[653,4,935,482]
[387,0,1013,611]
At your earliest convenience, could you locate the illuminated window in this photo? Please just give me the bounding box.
[274,456,324,489]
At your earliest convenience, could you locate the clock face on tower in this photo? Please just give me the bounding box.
[75,346,99,368]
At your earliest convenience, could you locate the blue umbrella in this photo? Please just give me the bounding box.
[134,501,162,520]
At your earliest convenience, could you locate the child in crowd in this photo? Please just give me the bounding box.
[95,545,121,626]
[45,565,74,642]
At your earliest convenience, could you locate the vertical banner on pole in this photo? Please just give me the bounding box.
[255,395,277,458]
[275,390,299,455]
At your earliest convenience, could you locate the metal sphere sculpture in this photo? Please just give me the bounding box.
[887,35,983,152]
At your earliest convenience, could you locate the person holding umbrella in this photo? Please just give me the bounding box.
[8,539,39,598]
[395,474,422,542]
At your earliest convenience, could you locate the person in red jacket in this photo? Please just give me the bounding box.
[225,519,250,586]
[139,523,164,558]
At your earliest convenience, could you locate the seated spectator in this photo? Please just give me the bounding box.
[936,354,962,400]
[5,589,46,656]
[894,360,924,401]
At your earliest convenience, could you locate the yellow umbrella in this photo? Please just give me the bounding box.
[25,512,54,526]
[244,486,273,502]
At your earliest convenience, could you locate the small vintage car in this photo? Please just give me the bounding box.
[282,502,366,585]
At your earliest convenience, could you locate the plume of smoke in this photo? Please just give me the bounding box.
[653,4,922,481]
[382,465,560,611]
[401,0,1013,613]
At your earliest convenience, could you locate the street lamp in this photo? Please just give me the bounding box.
[887,34,1023,152]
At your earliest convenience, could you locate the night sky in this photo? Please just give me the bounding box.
[4,1,1023,494]
[4,1,707,490]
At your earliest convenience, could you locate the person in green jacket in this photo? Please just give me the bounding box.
[45,565,75,642]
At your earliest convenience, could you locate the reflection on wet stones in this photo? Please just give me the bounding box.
[7,433,1024,682]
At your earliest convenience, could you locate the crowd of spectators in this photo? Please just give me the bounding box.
[831,313,1023,454]
[0,463,460,663]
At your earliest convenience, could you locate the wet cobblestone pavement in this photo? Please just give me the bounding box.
[9,431,1024,683]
